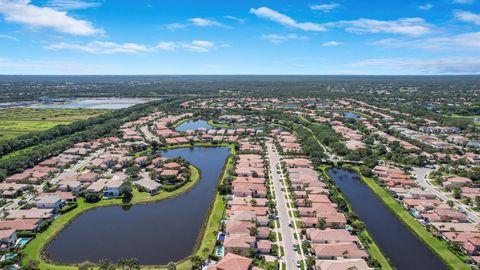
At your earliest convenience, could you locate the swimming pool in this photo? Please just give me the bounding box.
[15,237,32,248]
[215,246,224,257]
[1,253,18,261]
[217,232,225,241]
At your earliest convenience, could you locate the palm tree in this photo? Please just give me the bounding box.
[249,226,259,236]
[202,247,210,257]
[126,258,140,270]
[117,258,128,270]
[190,255,204,270]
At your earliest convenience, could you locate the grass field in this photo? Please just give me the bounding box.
[0,108,107,142]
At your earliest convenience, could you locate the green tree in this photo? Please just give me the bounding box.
[167,262,176,270]
[21,260,40,270]
[120,181,133,198]
[127,258,140,270]
[118,258,128,270]
[98,259,115,270]
[190,255,204,270]
[316,217,326,230]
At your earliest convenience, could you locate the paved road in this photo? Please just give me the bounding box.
[139,125,158,142]
[267,142,305,270]
[413,167,480,224]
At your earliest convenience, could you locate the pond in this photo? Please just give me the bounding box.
[45,147,230,265]
[328,168,448,270]
[343,111,361,120]
[175,119,213,131]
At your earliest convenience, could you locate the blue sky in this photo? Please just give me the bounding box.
[0,0,479,75]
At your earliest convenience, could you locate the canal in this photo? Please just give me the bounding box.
[45,147,230,265]
[328,168,448,270]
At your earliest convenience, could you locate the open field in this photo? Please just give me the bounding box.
[0,108,107,142]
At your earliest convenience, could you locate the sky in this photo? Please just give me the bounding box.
[0,0,479,75]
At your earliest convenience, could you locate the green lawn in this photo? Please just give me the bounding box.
[360,174,470,270]
[207,120,231,128]
[23,165,201,270]
[0,108,107,142]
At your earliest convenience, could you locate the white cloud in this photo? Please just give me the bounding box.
[322,40,342,46]
[261,33,307,43]
[0,0,101,36]
[249,7,326,32]
[188,17,223,27]
[183,40,215,52]
[452,0,474,4]
[327,17,431,36]
[44,0,101,10]
[347,57,480,74]
[371,32,480,50]
[46,39,218,54]
[45,41,151,54]
[418,3,433,10]
[224,15,246,24]
[309,3,340,12]
[156,40,216,53]
[165,17,226,30]
[454,10,480,25]
[156,42,177,51]
[164,23,187,31]
[0,34,18,41]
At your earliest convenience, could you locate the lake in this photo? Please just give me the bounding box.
[30,98,155,109]
[328,168,448,270]
[45,147,230,265]
[175,120,213,131]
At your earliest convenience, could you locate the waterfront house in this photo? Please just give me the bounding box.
[224,234,256,256]
[135,179,162,195]
[312,243,369,260]
[35,195,63,209]
[7,208,53,220]
[0,229,17,249]
[103,179,123,197]
[207,253,263,270]
[317,259,373,270]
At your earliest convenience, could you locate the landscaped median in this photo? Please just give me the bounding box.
[342,164,470,270]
